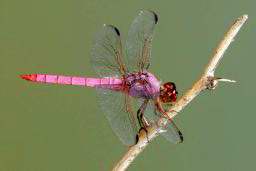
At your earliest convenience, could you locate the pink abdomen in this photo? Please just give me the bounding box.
[20,74,123,90]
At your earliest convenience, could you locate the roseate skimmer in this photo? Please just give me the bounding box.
[21,10,183,145]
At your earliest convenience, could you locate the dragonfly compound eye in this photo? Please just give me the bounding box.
[160,82,178,103]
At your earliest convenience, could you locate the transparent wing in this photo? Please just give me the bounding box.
[143,101,183,144]
[125,10,158,72]
[91,25,126,77]
[161,119,183,144]
[96,88,138,145]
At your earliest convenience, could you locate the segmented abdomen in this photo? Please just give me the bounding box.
[20,74,123,90]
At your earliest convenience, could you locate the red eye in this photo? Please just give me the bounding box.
[170,93,177,102]
[160,82,178,103]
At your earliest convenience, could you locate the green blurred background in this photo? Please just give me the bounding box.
[0,0,255,170]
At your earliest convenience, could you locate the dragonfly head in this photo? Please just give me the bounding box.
[159,82,178,103]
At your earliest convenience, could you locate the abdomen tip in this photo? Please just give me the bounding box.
[20,74,37,81]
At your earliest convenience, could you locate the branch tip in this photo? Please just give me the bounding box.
[242,14,248,20]
[216,78,236,83]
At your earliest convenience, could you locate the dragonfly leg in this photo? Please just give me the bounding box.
[137,108,149,142]
[137,108,149,129]
[136,99,149,129]
[154,97,178,122]
[136,99,150,143]
[136,127,149,144]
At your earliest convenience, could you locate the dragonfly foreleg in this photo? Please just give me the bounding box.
[136,99,149,129]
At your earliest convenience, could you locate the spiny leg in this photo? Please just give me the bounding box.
[137,99,149,128]
[136,99,149,143]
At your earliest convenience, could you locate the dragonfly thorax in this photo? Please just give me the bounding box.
[124,72,160,99]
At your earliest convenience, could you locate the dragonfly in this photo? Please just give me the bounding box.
[21,10,183,146]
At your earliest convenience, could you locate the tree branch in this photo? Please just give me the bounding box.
[112,14,248,171]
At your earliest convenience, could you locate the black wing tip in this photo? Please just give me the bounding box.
[140,10,158,24]
[110,25,121,36]
[178,130,184,143]
[113,26,121,36]
[103,24,121,36]
[151,11,158,24]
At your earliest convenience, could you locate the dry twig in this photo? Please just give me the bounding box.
[112,14,248,171]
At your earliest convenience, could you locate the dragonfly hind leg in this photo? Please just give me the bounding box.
[137,99,150,128]
[136,100,150,143]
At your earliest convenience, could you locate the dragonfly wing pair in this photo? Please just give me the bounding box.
[91,23,138,145]
[90,10,182,145]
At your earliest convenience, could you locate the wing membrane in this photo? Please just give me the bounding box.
[143,101,183,144]
[91,25,126,77]
[96,88,138,145]
[161,119,183,144]
[125,10,158,72]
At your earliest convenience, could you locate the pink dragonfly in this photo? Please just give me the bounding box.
[21,10,183,145]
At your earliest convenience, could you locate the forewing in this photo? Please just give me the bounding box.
[143,101,183,144]
[125,10,158,72]
[96,88,138,145]
[91,25,126,77]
